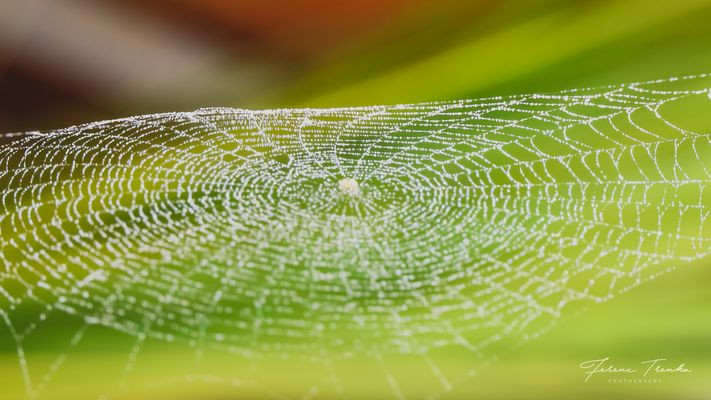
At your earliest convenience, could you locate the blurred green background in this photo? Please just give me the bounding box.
[1,0,710,399]
[2,0,711,131]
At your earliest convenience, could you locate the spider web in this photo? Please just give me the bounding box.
[1,74,710,399]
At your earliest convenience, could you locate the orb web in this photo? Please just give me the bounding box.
[1,74,710,399]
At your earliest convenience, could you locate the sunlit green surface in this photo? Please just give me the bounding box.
[260,0,711,108]
[1,257,708,399]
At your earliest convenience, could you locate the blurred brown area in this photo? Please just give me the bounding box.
[0,0,490,133]
[125,0,429,59]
